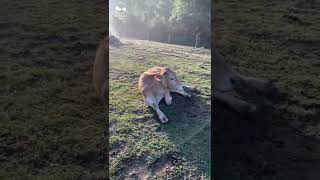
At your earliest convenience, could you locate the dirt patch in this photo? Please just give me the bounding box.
[150,157,175,177]
[118,156,151,180]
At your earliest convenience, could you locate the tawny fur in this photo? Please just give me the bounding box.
[139,67,191,123]
[213,48,273,114]
[92,36,108,104]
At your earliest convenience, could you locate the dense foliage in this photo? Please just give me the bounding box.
[110,0,211,48]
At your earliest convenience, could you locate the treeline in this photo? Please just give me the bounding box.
[110,0,211,48]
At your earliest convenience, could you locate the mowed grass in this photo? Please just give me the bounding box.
[214,0,320,179]
[0,0,108,179]
[109,39,211,179]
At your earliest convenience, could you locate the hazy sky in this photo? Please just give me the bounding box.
[109,0,116,17]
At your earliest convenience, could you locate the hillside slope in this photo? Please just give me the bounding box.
[214,0,320,179]
[109,39,211,179]
[0,0,107,178]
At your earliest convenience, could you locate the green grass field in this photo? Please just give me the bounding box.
[214,0,320,179]
[0,0,108,178]
[1,0,319,179]
[109,39,211,179]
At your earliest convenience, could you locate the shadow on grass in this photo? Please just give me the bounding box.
[213,99,320,180]
[148,89,211,176]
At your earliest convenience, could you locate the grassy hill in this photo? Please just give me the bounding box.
[109,39,211,179]
[214,0,320,179]
[0,0,107,178]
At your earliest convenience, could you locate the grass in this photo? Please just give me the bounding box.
[3,0,318,179]
[109,40,211,179]
[0,0,108,179]
[215,0,320,124]
[214,0,320,179]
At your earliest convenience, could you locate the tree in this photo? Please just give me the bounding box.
[110,0,211,47]
[170,0,211,47]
